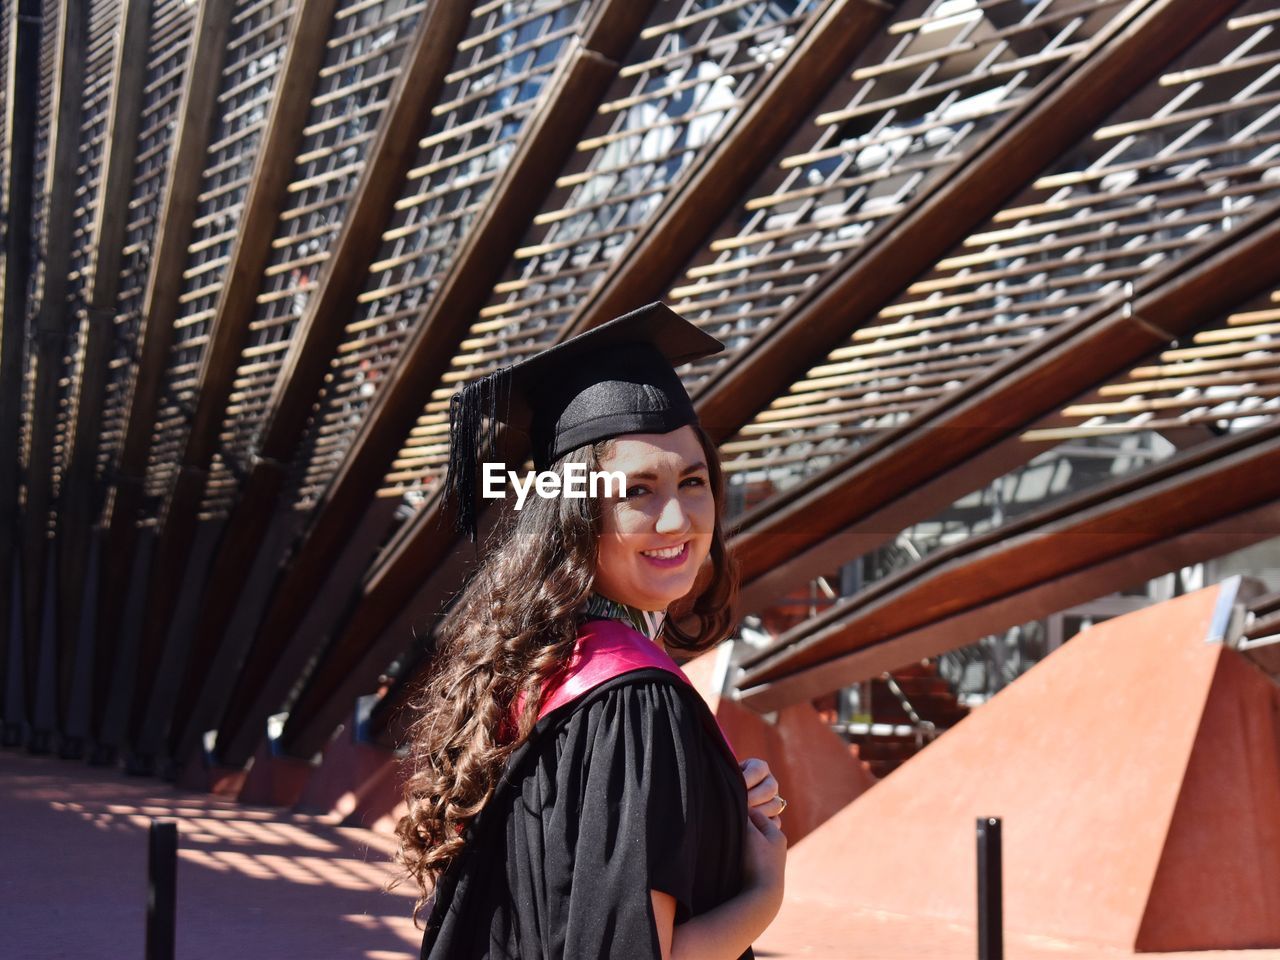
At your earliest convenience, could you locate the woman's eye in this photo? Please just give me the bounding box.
[624,485,649,499]
[681,475,707,488]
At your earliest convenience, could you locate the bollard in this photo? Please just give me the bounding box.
[147,819,177,960]
[977,816,1002,960]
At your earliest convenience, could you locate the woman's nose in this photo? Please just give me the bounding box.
[654,494,691,534]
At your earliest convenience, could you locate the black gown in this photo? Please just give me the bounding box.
[420,666,754,959]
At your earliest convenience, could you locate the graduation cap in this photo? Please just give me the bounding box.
[445,302,723,542]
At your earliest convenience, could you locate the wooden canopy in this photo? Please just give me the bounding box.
[3,0,1279,776]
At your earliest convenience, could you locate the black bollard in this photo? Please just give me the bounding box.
[977,817,1003,960]
[147,819,177,960]
[1,721,22,748]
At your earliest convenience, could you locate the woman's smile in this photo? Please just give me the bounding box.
[639,541,690,566]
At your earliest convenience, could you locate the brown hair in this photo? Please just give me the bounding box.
[392,424,737,925]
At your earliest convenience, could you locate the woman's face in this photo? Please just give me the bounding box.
[593,425,716,612]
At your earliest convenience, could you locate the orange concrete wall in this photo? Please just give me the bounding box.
[1137,650,1280,949]
[682,647,877,843]
[238,740,312,808]
[295,711,404,829]
[781,585,1265,950]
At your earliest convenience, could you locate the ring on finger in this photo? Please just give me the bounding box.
[775,795,787,814]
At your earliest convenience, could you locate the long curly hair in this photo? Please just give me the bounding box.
[393,424,737,926]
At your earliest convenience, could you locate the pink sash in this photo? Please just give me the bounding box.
[510,618,737,758]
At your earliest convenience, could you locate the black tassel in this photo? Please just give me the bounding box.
[445,368,508,543]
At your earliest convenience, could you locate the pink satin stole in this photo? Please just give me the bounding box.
[510,617,736,758]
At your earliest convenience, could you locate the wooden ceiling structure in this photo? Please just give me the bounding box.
[2,0,1279,776]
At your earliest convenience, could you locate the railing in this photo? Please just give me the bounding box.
[880,671,937,750]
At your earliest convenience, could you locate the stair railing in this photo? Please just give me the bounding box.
[881,671,937,749]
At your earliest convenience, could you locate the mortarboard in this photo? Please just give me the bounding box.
[445,301,723,542]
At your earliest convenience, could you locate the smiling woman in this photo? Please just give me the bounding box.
[396,303,788,960]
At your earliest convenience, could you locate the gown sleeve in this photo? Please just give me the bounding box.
[547,676,710,959]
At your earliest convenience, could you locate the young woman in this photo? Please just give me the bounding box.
[395,304,788,959]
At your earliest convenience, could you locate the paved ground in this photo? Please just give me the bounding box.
[6,747,1280,959]
[0,749,422,960]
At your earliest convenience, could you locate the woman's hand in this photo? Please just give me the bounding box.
[740,757,785,826]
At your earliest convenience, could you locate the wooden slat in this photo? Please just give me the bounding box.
[640,0,755,41]
[781,95,1029,170]
[744,153,955,213]
[941,207,1238,271]
[743,383,953,433]
[963,177,1277,249]
[1229,9,1280,31]
[574,102,727,153]
[1227,306,1280,326]
[770,355,990,406]
[874,268,1146,329]
[1130,349,1280,381]
[1024,405,1280,441]
[888,0,1017,36]
[1160,47,1280,87]
[458,0,579,52]
[1094,364,1280,399]
[818,43,1088,127]
[907,236,1199,296]
[622,13,807,78]
[1247,589,1280,620]
[1158,338,1277,363]
[688,236,864,279]
[1245,609,1280,642]
[1094,90,1280,141]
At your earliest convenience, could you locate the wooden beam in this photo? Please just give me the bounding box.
[0,0,44,732]
[733,419,1280,712]
[163,0,475,764]
[213,0,664,767]
[55,0,153,740]
[89,0,235,747]
[125,0,339,749]
[20,0,88,735]
[729,201,1280,616]
[273,0,895,761]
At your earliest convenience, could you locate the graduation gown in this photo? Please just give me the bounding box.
[420,618,754,959]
